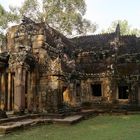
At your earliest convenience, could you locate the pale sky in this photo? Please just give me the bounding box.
[0,0,140,33]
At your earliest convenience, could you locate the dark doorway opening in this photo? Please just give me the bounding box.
[118,86,129,99]
[76,83,80,97]
[91,84,102,96]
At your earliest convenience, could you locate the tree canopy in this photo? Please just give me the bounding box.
[0,4,19,35]
[1,1,140,37]
[6,0,97,36]
[102,20,140,36]
[0,4,9,33]
[0,4,19,47]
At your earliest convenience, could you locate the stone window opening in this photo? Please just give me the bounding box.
[118,86,129,99]
[91,84,102,97]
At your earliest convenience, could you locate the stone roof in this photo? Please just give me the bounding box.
[3,18,140,76]
[71,33,116,50]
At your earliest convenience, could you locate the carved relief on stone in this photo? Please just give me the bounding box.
[14,17,43,48]
[32,35,46,49]
[8,45,33,71]
[103,78,112,102]
[37,49,50,74]
[54,37,64,48]
[9,53,29,71]
[48,57,62,75]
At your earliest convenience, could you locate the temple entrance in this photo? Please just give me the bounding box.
[91,84,102,97]
[62,86,70,103]
[118,86,129,99]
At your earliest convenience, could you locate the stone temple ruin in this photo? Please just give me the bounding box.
[0,17,140,114]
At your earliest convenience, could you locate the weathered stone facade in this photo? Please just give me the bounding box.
[0,18,140,114]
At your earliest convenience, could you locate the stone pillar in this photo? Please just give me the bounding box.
[31,71,38,112]
[14,66,26,114]
[27,72,33,112]
[53,89,59,113]
[11,74,15,110]
[1,74,6,110]
[0,74,1,109]
[8,72,12,111]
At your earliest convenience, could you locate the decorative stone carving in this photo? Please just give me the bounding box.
[9,52,29,70]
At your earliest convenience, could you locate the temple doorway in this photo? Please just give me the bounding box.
[118,86,129,99]
[62,86,71,104]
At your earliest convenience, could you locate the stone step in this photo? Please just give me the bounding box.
[0,114,40,124]
[52,115,83,125]
[0,115,83,134]
[0,118,51,134]
[42,113,65,119]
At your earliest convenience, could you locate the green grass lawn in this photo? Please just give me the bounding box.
[0,114,140,140]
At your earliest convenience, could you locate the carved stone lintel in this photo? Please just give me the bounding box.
[9,46,35,72]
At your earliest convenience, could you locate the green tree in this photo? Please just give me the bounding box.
[0,4,8,33]
[42,0,96,35]
[18,0,41,21]
[0,4,19,48]
[0,4,19,34]
[10,0,97,35]
[102,20,140,36]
